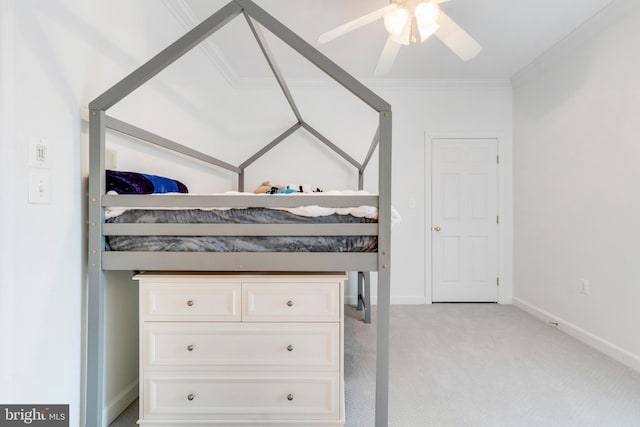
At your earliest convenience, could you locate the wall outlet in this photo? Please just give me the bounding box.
[106,148,118,169]
[580,279,590,295]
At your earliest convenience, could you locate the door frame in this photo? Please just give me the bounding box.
[424,131,513,304]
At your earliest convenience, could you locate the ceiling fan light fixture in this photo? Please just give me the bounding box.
[415,2,440,25]
[389,19,412,45]
[417,22,440,42]
[415,2,441,42]
[384,7,409,35]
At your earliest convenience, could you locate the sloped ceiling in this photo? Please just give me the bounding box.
[174,0,615,82]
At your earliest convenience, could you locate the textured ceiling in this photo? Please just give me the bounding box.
[181,0,615,80]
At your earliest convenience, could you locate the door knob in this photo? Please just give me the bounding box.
[433,226,441,232]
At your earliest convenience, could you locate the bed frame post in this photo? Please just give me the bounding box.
[376,110,392,427]
[357,272,363,311]
[87,109,106,427]
[238,168,245,192]
[356,271,372,324]
[358,168,365,321]
[363,271,371,324]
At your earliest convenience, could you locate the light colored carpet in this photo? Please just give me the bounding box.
[110,304,640,427]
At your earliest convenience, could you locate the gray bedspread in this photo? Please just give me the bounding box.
[106,208,377,252]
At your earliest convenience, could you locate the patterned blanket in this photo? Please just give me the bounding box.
[106,208,377,252]
[106,170,188,194]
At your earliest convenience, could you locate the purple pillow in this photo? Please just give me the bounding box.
[106,170,188,194]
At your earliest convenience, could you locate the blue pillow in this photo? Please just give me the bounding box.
[106,170,188,194]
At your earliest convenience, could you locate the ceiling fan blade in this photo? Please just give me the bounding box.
[374,37,401,76]
[318,4,397,44]
[434,10,482,61]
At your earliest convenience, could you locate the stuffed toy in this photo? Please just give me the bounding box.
[253,181,323,194]
[269,185,298,194]
[253,181,283,194]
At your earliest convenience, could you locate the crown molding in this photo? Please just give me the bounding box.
[363,78,512,89]
[163,1,512,91]
[161,0,240,88]
[233,76,512,90]
[511,0,634,89]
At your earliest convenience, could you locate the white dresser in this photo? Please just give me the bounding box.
[135,272,347,427]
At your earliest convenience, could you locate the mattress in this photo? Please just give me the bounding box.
[105,208,378,253]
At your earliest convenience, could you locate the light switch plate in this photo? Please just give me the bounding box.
[28,136,50,168]
[580,279,590,295]
[28,171,51,204]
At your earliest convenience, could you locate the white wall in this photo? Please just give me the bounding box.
[0,0,17,403]
[1,2,85,424]
[513,0,640,370]
[103,271,139,424]
[178,79,512,304]
[378,84,513,304]
[113,76,514,304]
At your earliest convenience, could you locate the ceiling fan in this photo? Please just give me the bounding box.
[317,0,482,76]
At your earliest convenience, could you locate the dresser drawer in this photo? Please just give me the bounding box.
[143,322,339,371]
[141,283,241,321]
[242,282,340,322]
[143,371,339,420]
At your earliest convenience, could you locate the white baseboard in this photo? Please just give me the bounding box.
[344,295,427,305]
[513,297,640,372]
[104,379,138,427]
[388,296,428,305]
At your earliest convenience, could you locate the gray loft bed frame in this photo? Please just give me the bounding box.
[86,1,392,426]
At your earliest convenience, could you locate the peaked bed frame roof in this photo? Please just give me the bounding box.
[90,0,390,112]
[89,0,390,191]
[86,2,392,426]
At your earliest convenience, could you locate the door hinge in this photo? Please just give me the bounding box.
[497,215,499,224]
[497,155,500,164]
[497,277,500,286]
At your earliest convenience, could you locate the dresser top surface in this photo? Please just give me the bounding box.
[134,271,348,280]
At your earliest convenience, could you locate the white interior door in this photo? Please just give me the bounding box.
[431,138,498,302]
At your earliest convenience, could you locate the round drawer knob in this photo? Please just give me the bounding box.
[186,300,194,307]
[187,344,195,352]
[287,393,294,401]
[287,345,294,352]
[286,300,294,307]
[187,393,195,401]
